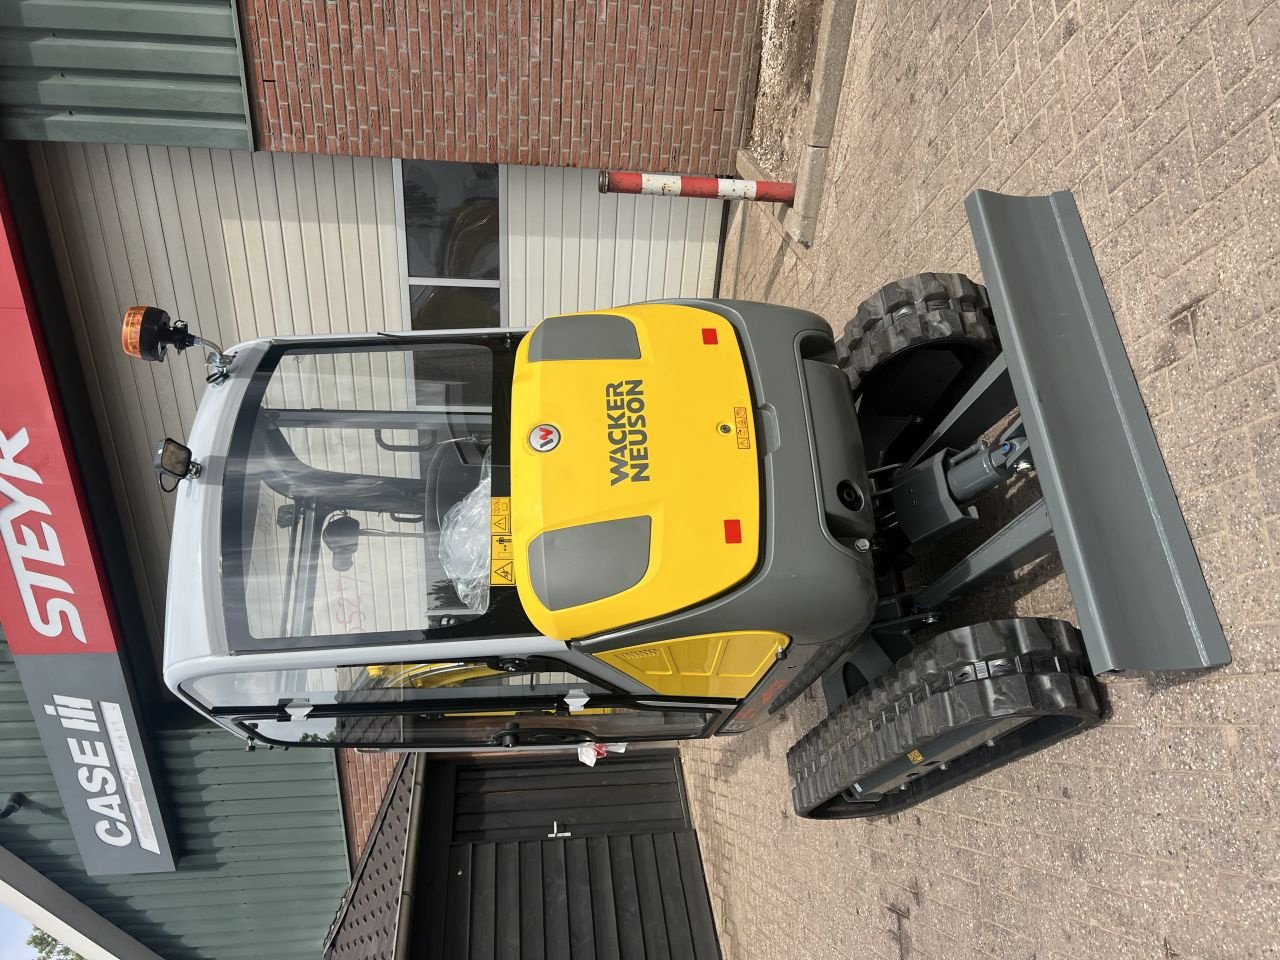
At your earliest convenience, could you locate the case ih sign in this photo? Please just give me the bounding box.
[0,179,175,875]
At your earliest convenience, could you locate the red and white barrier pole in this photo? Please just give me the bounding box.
[598,170,795,204]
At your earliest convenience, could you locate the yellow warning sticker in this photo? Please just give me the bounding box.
[490,559,516,586]
[489,498,515,584]
[734,406,751,449]
[491,498,512,535]
[907,749,924,765]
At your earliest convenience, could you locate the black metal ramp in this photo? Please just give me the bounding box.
[966,189,1230,672]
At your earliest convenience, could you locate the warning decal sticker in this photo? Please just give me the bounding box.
[490,560,515,585]
[734,406,751,449]
[490,498,515,585]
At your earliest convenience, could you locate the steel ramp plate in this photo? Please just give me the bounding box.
[965,189,1230,673]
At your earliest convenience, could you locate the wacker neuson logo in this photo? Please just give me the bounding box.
[605,380,651,485]
[43,693,162,855]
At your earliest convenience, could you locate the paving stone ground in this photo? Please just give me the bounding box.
[682,1,1280,957]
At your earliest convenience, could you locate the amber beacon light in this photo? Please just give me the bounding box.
[121,305,233,381]
[121,305,194,362]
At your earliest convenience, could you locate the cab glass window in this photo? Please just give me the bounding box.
[243,706,714,748]
[184,658,716,747]
[186,659,606,710]
[221,337,529,651]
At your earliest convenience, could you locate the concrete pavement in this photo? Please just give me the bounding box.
[684,1,1280,957]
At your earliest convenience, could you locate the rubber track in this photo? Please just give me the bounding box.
[787,618,1103,819]
[836,271,997,393]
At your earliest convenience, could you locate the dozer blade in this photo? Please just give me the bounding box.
[966,190,1230,673]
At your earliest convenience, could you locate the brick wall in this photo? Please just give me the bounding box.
[240,0,761,174]
[335,749,400,865]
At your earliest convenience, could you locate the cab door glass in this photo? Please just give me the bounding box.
[184,659,716,747]
[188,659,605,710]
[242,705,716,747]
[221,337,529,651]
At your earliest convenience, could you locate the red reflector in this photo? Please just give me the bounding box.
[702,328,718,345]
[723,519,742,543]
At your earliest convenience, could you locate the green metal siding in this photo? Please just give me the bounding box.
[0,638,351,960]
[0,0,252,149]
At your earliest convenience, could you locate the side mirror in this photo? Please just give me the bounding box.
[154,438,200,489]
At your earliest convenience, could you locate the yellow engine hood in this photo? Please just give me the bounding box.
[511,304,759,640]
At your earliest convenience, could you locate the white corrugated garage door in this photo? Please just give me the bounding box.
[503,165,723,324]
[29,143,403,641]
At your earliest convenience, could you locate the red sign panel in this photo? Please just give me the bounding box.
[0,182,117,655]
[0,175,174,874]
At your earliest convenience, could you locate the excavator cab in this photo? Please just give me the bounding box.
[148,328,698,749]
[128,190,1229,817]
